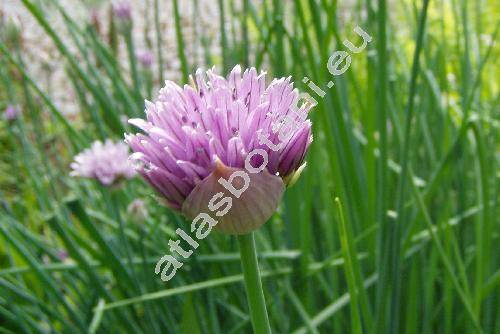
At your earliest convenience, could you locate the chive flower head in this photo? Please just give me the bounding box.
[3,105,21,121]
[137,50,153,68]
[71,139,136,186]
[112,1,132,21]
[126,66,313,233]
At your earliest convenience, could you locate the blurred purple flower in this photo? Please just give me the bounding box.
[136,50,153,68]
[127,198,148,222]
[58,250,69,262]
[3,105,20,121]
[126,66,313,233]
[71,139,136,186]
[112,1,132,21]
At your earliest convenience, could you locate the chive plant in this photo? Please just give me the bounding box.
[0,0,498,333]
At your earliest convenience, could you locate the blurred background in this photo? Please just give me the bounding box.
[0,0,498,333]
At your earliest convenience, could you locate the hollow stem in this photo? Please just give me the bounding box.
[237,232,272,334]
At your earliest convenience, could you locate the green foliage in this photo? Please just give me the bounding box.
[0,0,498,333]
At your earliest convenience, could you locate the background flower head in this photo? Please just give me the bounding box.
[3,105,21,121]
[112,0,132,21]
[136,50,153,68]
[127,198,149,223]
[71,139,136,186]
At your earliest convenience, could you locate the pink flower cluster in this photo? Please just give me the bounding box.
[71,139,136,186]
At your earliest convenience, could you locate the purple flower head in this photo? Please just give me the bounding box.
[4,105,21,121]
[112,1,132,21]
[58,249,69,262]
[127,198,148,222]
[71,139,136,186]
[136,50,153,68]
[126,66,313,234]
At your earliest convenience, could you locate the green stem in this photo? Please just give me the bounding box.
[390,2,430,333]
[241,0,249,67]
[124,29,141,98]
[153,0,164,84]
[237,233,271,334]
[217,0,228,73]
[173,0,189,83]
